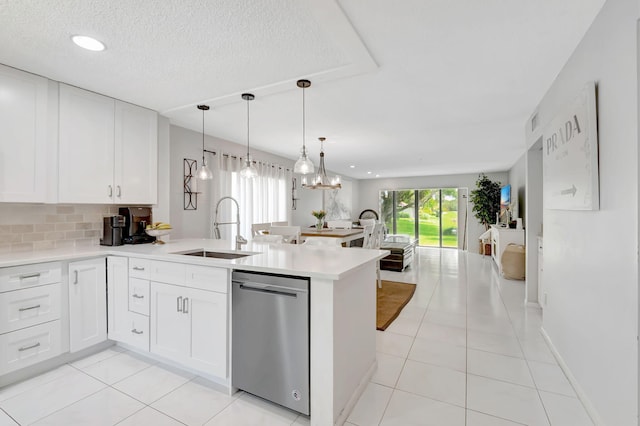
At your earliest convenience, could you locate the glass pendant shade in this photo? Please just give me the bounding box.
[240,156,258,179]
[240,93,257,179]
[294,147,314,174]
[196,105,213,181]
[196,161,213,180]
[295,79,314,175]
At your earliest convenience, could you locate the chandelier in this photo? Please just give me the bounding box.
[302,137,341,190]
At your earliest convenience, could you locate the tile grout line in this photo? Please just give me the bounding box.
[491,269,553,426]
[376,247,438,425]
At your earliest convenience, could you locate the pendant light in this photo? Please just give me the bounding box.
[302,137,341,190]
[293,79,314,175]
[196,105,213,180]
[239,93,258,179]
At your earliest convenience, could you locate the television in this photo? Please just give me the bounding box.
[499,184,511,225]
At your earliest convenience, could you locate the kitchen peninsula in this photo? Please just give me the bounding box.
[0,239,388,426]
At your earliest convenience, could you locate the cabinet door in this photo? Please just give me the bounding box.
[188,288,227,378]
[69,258,107,352]
[58,84,115,203]
[114,101,158,204]
[106,256,129,343]
[150,282,190,363]
[0,65,48,202]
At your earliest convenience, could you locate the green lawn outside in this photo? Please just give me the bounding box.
[394,212,458,247]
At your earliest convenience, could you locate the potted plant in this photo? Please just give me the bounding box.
[470,174,501,254]
[311,210,326,230]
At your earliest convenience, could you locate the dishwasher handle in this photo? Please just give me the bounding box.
[234,282,299,298]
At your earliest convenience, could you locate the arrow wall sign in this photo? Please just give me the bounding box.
[542,82,600,210]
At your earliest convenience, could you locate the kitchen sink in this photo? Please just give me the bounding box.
[176,250,253,259]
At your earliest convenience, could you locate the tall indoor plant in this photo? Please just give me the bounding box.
[470,174,501,253]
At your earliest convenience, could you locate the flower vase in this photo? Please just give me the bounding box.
[316,219,324,231]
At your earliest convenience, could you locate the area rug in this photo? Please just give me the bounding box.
[377,280,417,331]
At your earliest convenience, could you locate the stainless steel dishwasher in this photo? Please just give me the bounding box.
[231,270,310,415]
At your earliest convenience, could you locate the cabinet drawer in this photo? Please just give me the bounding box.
[0,262,61,293]
[129,278,149,316]
[0,283,61,334]
[129,258,150,279]
[150,261,185,285]
[0,320,61,375]
[123,311,149,351]
[185,265,228,293]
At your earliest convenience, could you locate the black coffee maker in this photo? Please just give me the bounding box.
[100,215,126,246]
[119,207,156,244]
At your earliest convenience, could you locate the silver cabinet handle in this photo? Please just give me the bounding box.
[73,270,78,285]
[108,185,113,197]
[18,342,40,352]
[182,297,189,314]
[116,185,121,197]
[177,296,183,312]
[132,294,144,299]
[131,329,144,335]
[19,304,41,312]
[19,273,41,280]
[132,266,145,271]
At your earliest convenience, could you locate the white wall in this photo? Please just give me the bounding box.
[526,0,638,423]
[356,172,509,250]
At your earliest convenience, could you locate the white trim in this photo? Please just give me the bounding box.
[540,327,604,426]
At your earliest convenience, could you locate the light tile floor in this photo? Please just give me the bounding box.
[0,248,593,425]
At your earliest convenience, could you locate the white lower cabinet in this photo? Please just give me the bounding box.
[0,320,61,375]
[0,262,63,375]
[69,258,107,352]
[107,256,150,351]
[150,281,227,378]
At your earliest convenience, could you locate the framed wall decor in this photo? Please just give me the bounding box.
[542,81,599,210]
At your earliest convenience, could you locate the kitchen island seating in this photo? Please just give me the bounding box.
[269,225,301,244]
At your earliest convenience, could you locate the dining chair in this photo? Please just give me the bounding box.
[271,221,288,226]
[361,223,383,288]
[302,236,342,246]
[326,220,352,229]
[251,222,271,236]
[359,218,376,228]
[362,224,376,249]
[269,225,301,244]
[252,234,284,243]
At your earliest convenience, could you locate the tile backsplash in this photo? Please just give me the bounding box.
[0,204,119,254]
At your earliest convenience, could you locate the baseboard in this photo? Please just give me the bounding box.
[334,359,377,426]
[540,327,605,426]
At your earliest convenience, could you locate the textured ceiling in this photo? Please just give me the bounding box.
[0,0,605,179]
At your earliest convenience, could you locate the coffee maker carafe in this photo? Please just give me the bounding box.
[119,207,156,244]
[100,215,126,246]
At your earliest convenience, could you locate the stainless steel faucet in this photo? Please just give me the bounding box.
[213,196,247,250]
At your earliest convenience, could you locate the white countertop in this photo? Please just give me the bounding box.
[0,239,389,280]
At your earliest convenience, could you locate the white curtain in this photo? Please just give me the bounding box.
[206,151,290,241]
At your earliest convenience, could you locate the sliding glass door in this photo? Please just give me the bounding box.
[380,188,459,248]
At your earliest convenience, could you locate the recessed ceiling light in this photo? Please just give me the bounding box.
[349,165,355,169]
[367,171,372,174]
[375,174,380,178]
[72,35,106,52]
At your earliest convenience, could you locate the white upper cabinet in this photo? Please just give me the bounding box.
[115,101,158,204]
[0,64,49,202]
[59,84,115,204]
[58,84,158,204]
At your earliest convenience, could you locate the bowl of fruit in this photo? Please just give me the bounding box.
[145,222,172,244]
